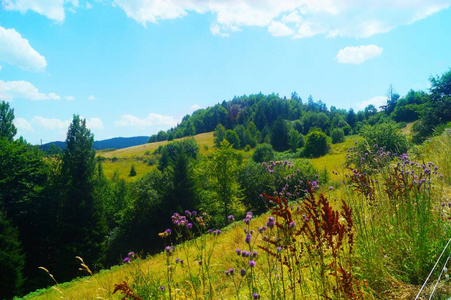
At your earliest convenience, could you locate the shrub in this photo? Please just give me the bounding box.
[303,131,330,158]
[129,165,137,177]
[331,128,345,144]
[252,143,274,163]
[360,122,409,154]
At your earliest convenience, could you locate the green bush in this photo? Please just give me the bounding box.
[252,143,275,163]
[360,122,409,154]
[303,131,330,158]
[331,128,345,144]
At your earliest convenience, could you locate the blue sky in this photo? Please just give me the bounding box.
[1,0,450,144]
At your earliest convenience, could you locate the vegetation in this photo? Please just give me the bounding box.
[1,68,451,299]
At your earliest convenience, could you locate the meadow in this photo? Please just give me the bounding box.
[19,128,451,300]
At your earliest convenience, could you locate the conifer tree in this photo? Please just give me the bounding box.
[0,101,17,141]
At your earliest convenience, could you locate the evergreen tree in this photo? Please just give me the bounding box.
[129,165,137,177]
[271,116,290,151]
[57,115,107,280]
[213,124,226,147]
[0,211,24,299]
[0,101,17,141]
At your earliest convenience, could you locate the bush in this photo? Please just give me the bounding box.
[331,128,345,144]
[252,143,275,163]
[129,165,137,177]
[360,122,409,154]
[303,131,330,158]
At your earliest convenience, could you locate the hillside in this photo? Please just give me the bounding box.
[21,130,451,299]
[96,132,215,180]
[40,136,150,152]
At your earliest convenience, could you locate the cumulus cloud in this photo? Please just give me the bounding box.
[190,104,201,111]
[0,80,61,101]
[268,21,294,37]
[32,116,69,130]
[0,26,47,71]
[88,95,95,101]
[357,96,387,110]
[65,95,74,101]
[112,0,450,38]
[336,45,383,64]
[14,117,34,132]
[86,117,104,130]
[115,113,178,128]
[2,0,66,22]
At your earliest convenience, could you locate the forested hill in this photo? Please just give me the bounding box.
[40,136,150,151]
[149,69,451,147]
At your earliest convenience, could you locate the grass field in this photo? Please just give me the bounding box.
[97,132,215,181]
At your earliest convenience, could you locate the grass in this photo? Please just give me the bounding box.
[97,132,215,181]
[21,130,451,299]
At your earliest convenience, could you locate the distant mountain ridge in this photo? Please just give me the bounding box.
[40,136,149,152]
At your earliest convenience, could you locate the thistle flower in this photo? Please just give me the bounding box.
[249,260,256,268]
[159,286,165,291]
[123,257,130,263]
[266,217,275,228]
[245,233,252,244]
[128,251,135,257]
[187,223,193,229]
[235,249,241,255]
[240,269,246,276]
[253,293,261,299]
[228,215,235,222]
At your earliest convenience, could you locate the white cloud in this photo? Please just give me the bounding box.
[0,65,2,71]
[3,0,66,22]
[32,116,70,130]
[0,26,47,71]
[0,80,61,101]
[14,117,34,132]
[88,95,95,100]
[86,2,92,9]
[268,21,294,37]
[336,45,383,64]
[357,96,387,110]
[190,104,201,111]
[115,113,178,128]
[65,95,74,101]
[86,117,104,130]
[112,0,451,38]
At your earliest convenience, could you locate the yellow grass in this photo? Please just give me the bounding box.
[97,132,215,181]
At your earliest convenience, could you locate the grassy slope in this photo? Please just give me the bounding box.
[97,132,215,181]
[21,136,362,300]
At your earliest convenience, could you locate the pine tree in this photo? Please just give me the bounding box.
[0,101,17,141]
[56,115,107,281]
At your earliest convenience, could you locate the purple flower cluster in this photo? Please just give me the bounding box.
[224,268,235,276]
[123,251,135,263]
[244,211,253,224]
[266,217,275,229]
[172,212,189,226]
[228,215,235,222]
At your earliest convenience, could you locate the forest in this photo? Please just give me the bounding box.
[1,68,450,299]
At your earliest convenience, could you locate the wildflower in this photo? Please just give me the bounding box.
[253,293,261,299]
[249,260,256,268]
[123,257,130,263]
[440,174,444,178]
[191,211,197,216]
[277,246,282,253]
[240,269,246,276]
[165,246,172,254]
[159,286,165,291]
[208,229,213,233]
[258,226,267,233]
[242,251,251,257]
[175,258,180,263]
[252,251,258,257]
[289,221,296,228]
[228,215,235,222]
[128,251,135,257]
[185,210,191,216]
[187,223,193,229]
[198,260,202,265]
[236,249,242,255]
[213,229,221,235]
[245,233,252,244]
[266,217,275,228]
[329,186,333,190]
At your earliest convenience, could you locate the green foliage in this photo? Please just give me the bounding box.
[331,128,345,144]
[225,129,241,149]
[213,124,226,147]
[129,165,137,177]
[252,143,275,163]
[303,131,330,158]
[57,115,107,280]
[0,101,17,141]
[360,122,409,154]
[0,211,24,299]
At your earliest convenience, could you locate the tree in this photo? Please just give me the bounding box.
[213,124,226,147]
[0,211,24,299]
[209,140,240,225]
[225,129,241,149]
[331,128,345,144]
[380,85,400,115]
[271,116,290,151]
[252,143,275,163]
[129,165,137,177]
[304,131,330,158]
[57,115,107,280]
[0,101,17,141]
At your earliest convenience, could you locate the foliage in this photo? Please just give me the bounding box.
[0,211,24,299]
[303,131,330,158]
[129,165,137,177]
[0,101,17,141]
[252,143,274,163]
[359,121,409,154]
[331,128,345,144]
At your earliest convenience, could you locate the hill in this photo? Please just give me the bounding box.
[40,136,150,152]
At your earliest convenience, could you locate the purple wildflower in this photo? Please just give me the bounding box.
[128,251,135,257]
[123,257,130,263]
[159,286,165,291]
[253,293,261,299]
[187,223,193,229]
[249,260,256,268]
[228,215,235,222]
[245,233,252,244]
[236,249,241,255]
[240,269,246,276]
